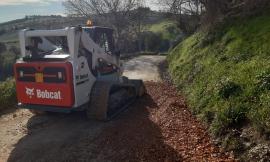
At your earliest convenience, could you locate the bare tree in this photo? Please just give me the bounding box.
[199,0,270,25]
[129,6,150,52]
[159,0,270,31]
[63,0,140,43]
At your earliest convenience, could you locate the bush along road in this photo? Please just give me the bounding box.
[0,55,234,162]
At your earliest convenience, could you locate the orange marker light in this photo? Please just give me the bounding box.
[35,73,44,83]
[86,20,93,27]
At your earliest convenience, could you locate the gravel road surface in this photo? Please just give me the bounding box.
[123,55,166,82]
[0,55,234,162]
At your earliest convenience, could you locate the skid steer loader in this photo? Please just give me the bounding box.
[14,25,145,120]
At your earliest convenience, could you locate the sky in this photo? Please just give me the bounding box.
[0,0,159,23]
[0,0,64,23]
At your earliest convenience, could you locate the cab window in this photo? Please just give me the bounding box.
[95,31,113,54]
[99,33,109,52]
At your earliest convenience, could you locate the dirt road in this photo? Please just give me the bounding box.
[0,55,234,162]
[123,55,166,81]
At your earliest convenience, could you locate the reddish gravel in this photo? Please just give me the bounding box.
[68,82,235,162]
[1,56,235,162]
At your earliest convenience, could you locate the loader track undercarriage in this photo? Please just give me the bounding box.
[87,80,145,121]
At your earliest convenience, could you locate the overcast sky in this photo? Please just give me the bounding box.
[0,0,159,23]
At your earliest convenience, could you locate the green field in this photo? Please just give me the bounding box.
[146,20,181,40]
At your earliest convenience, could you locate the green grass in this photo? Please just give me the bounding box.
[168,12,270,136]
[146,19,182,40]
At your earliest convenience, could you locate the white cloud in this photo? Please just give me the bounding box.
[0,0,61,6]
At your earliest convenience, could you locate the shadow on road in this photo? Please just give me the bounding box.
[7,94,182,162]
[0,107,17,118]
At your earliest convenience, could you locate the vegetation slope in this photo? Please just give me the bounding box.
[168,12,270,156]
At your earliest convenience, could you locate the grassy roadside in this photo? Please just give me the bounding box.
[168,12,270,159]
[0,80,17,112]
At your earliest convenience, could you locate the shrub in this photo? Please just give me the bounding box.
[202,110,215,124]
[144,32,163,52]
[9,46,20,56]
[222,136,244,153]
[256,70,270,91]
[218,80,242,99]
[250,93,270,134]
[0,51,17,81]
[211,105,248,135]
[159,39,170,52]
[0,80,17,111]
[0,42,6,53]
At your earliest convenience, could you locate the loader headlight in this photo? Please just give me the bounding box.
[19,71,24,77]
[58,72,63,79]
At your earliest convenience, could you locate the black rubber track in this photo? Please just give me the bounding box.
[87,81,137,121]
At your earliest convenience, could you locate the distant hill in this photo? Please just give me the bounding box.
[0,10,166,43]
[0,15,88,43]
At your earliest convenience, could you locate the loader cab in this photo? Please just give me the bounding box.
[22,35,71,62]
[83,27,118,55]
[81,26,121,81]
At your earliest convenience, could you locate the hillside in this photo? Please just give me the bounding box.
[0,16,88,43]
[0,10,166,43]
[168,12,270,160]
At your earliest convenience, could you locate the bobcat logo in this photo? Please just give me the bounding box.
[25,87,35,99]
